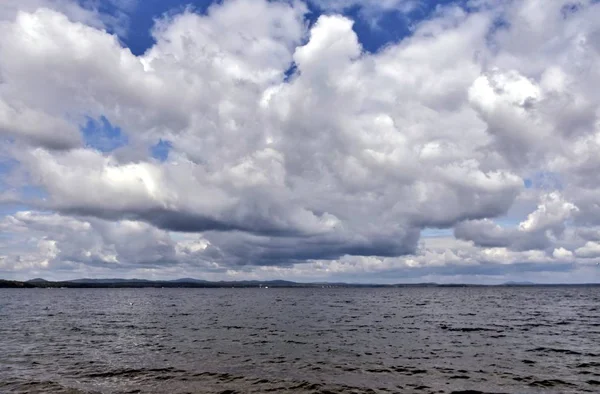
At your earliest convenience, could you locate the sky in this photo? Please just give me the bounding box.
[1,0,600,284]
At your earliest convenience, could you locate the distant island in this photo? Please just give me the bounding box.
[0,278,599,289]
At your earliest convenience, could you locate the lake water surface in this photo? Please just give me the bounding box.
[1,287,599,393]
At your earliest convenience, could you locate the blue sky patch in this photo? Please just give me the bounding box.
[20,185,48,201]
[421,227,454,238]
[0,157,18,196]
[81,116,128,153]
[341,5,412,53]
[494,215,521,228]
[150,139,172,162]
[525,171,563,191]
[115,0,216,55]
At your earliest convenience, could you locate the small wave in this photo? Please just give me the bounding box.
[0,379,87,393]
[578,362,600,368]
[391,366,428,375]
[84,367,184,379]
[449,391,509,394]
[366,367,392,373]
[529,347,598,356]
[528,379,576,388]
[439,324,499,332]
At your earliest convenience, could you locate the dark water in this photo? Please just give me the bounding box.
[1,287,599,394]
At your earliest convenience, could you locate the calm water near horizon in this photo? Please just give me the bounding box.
[1,287,599,393]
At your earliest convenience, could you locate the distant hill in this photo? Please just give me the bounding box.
[68,278,152,284]
[0,278,598,289]
[169,278,209,283]
[0,279,35,288]
[221,280,298,286]
[504,281,536,285]
[1,278,394,288]
[27,278,49,283]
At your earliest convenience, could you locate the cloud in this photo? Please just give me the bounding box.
[308,0,419,28]
[1,0,600,282]
[309,0,417,13]
[0,99,82,150]
[455,192,579,251]
[575,241,600,258]
[0,211,215,273]
[3,210,596,284]
[0,0,131,35]
[518,192,578,233]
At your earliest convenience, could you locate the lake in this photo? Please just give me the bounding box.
[1,287,599,393]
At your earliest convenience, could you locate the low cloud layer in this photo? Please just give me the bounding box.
[1,0,600,283]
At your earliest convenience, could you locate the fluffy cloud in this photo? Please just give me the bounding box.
[1,0,600,282]
[455,192,579,251]
[0,0,131,35]
[0,211,221,277]
[308,0,419,30]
